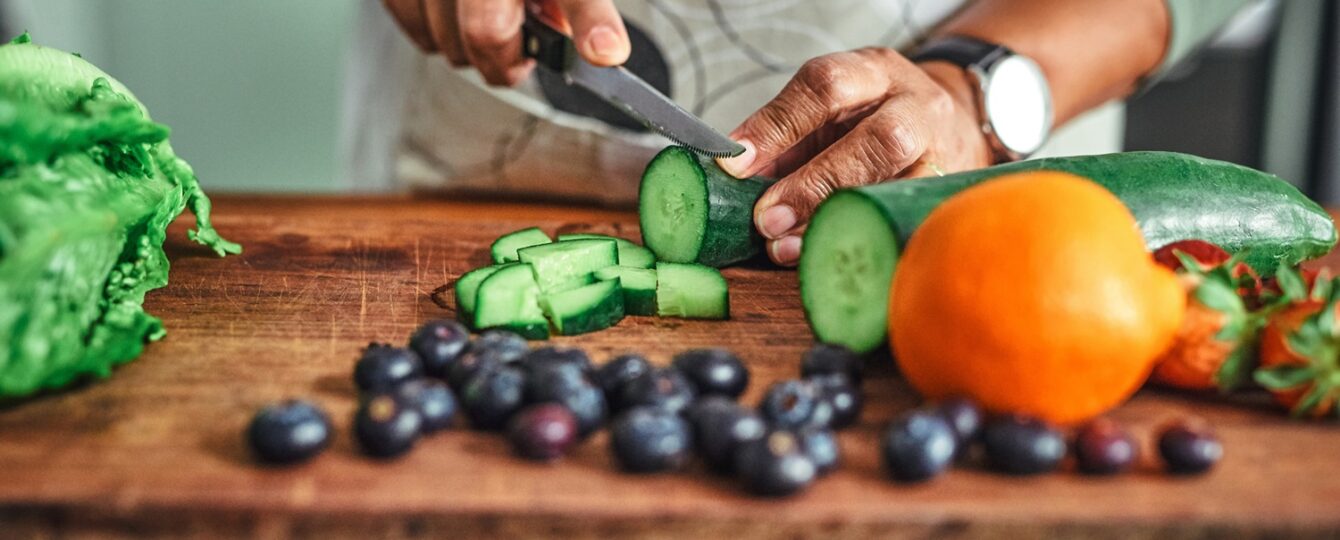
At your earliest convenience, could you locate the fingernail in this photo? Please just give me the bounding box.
[757,205,797,239]
[586,26,624,60]
[716,140,756,178]
[770,236,803,266]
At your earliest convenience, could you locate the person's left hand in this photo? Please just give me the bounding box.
[716,47,998,266]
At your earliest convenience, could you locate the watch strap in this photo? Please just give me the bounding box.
[911,35,1012,71]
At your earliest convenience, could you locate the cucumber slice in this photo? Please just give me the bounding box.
[474,264,549,339]
[542,279,626,335]
[558,233,656,269]
[454,263,513,324]
[655,262,729,319]
[491,227,551,264]
[799,191,899,353]
[594,266,657,315]
[518,238,619,292]
[638,146,772,267]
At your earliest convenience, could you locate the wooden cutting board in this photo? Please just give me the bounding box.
[2,195,1339,539]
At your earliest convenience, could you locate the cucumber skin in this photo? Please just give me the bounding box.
[839,152,1335,273]
[639,146,773,267]
[549,281,626,336]
[800,151,1337,352]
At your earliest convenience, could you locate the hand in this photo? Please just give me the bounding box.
[717,48,995,266]
[382,0,631,86]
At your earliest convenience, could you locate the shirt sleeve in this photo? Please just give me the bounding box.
[1154,0,1259,77]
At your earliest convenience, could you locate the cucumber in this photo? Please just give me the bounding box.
[518,238,619,292]
[558,233,656,269]
[655,262,729,319]
[594,266,657,315]
[454,263,512,324]
[473,264,549,339]
[800,151,1338,353]
[491,227,551,264]
[639,146,773,267]
[542,279,626,335]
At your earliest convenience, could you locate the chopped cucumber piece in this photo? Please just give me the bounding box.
[558,233,656,269]
[655,262,729,319]
[799,191,899,353]
[594,266,657,315]
[454,263,513,324]
[638,146,771,267]
[491,227,551,264]
[474,264,550,339]
[542,280,625,336]
[518,238,618,292]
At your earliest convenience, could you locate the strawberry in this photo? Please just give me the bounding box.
[1255,268,1340,419]
[1150,250,1261,391]
[1152,239,1261,297]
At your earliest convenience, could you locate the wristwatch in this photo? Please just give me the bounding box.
[912,35,1053,162]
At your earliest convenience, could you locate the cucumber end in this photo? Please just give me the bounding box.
[639,147,709,263]
[799,191,899,353]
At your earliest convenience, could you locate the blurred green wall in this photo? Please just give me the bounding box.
[9,0,357,192]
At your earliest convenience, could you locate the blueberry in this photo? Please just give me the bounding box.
[520,346,593,376]
[686,397,767,473]
[461,366,527,430]
[609,406,693,473]
[618,368,696,415]
[800,343,863,384]
[247,400,332,465]
[408,320,470,378]
[982,414,1066,475]
[759,380,829,429]
[354,394,422,459]
[880,409,957,483]
[1157,419,1222,475]
[810,374,862,430]
[394,378,458,433]
[447,349,502,391]
[508,403,579,461]
[595,353,651,402]
[671,348,749,399]
[353,343,423,394]
[734,430,817,497]
[472,330,529,361]
[524,364,606,437]
[797,427,840,476]
[936,397,984,446]
[1072,418,1137,475]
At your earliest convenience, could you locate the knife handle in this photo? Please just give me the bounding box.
[522,15,574,73]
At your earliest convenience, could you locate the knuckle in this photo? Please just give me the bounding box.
[751,103,808,151]
[798,56,855,109]
[461,12,516,48]
[867,115,924,168]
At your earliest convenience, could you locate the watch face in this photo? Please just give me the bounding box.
[983,55,1052,157]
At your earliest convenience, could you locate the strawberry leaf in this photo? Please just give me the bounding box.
[1174,251,1207,273]
[1215,344,1256,392]
[1254,364,1315,390]
[1194,277,1245,316]
[1290,383,1333,418]
[1276,265,1308,301]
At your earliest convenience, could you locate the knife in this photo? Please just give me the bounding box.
[522,14,745,158]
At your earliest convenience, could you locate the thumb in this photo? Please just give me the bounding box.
[552,0,629,66]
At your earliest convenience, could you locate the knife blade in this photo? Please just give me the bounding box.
[522,15,745,158]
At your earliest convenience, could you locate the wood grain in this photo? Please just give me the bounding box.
[1,195,1338,539]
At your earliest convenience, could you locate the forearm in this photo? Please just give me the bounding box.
[935,0,1170,125]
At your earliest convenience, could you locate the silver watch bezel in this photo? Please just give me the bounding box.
[966,54,1053,162]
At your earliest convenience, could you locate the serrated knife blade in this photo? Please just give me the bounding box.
[522,15,745,158]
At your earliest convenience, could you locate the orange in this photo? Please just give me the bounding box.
[889,172,1186,425]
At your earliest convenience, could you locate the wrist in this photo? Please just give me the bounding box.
[918,60,994,168]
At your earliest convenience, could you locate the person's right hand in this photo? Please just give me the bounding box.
[382,0,631,86]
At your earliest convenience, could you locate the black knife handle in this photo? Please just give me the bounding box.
[522,15,574,72]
